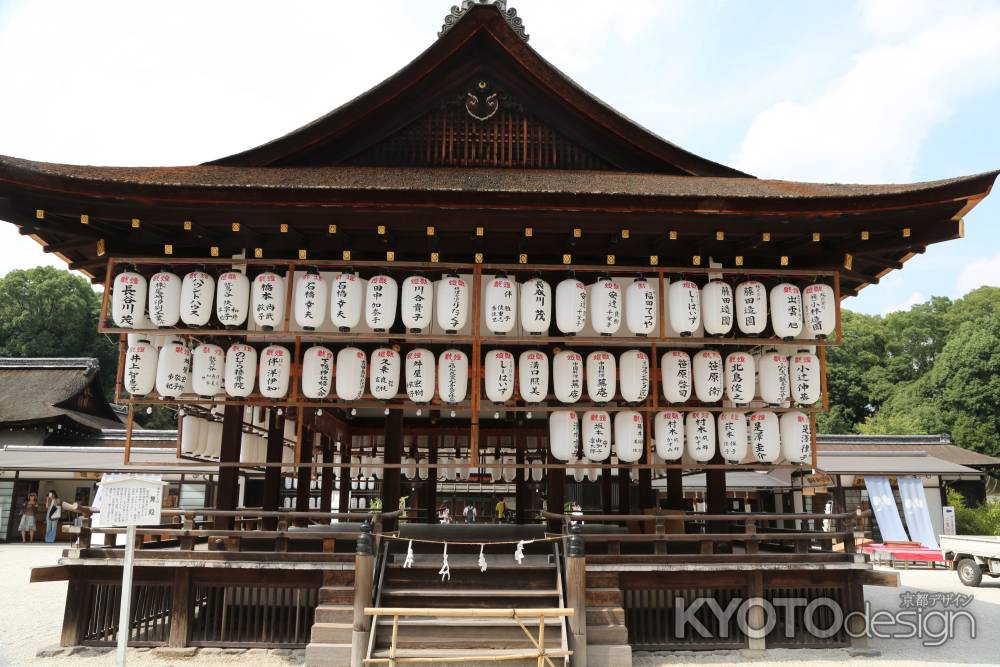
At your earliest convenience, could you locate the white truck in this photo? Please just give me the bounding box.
[940,535,1000,587]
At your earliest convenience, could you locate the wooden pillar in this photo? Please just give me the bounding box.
[546,450,565,532]
[617,467,631,515]
[338,435,352,518]
[295,414,313,517]
[382,409,403,531]
[262,409,284,530]
[638,447,654,511]
[515,436,527,525]
[706,453,729,551]
[60,577,87,646]
[601,466,613,514]
[214,405,245,531]
[351,524,375,667]
[665,468,684,510]
[167,568,191,648]
[320,436,334,514]
[424,434,438,524]
[565,527,588,667]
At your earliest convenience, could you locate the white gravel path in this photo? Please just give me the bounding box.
[2,544,998,665]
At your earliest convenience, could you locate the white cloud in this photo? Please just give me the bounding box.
[885,291,925,314]
[956,253,1000,296]
[735,2,1000,182]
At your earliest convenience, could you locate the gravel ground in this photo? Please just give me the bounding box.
[2,544,998,666]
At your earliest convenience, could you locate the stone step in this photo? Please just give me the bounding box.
[586,606,626,626]
[584,587,623,606]
[303,642,351,667]
[587,623,630,645]
[369,647,564,666]
[318,587,354,605]
[310,622,353,644]
[314,605,353,624]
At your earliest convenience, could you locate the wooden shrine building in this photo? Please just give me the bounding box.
[1,2,996,665]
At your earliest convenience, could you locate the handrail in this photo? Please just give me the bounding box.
[366,539,390,663]
[542,510,869,522]
[76,505,400,521]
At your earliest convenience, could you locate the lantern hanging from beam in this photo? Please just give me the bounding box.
[112,270,147,328]
[582,411,611,461]
[769,282,803,340]
[251,270,285,331]
[803,283,836,339]
[365,274,398,333]
[735,280,767,335]
[301,345,334,399]
[520,276,551,334]
[438,349,468,404]
[685,411,716,463]
[518,350,549,403]
[192,343,225,398]
[724,351,755,405]
[155,339,190,399]
[436,274,469,333]
[401,275,433,333]
[668,279,700,337]
[225,343,257,398]
[405,348,435,403]
[484,273,516,334]
[204,418,223,459]
[483,350,516,403]
[180,414,200,456]
[789,351,820,405]
[549,411,578,461]
[780,410,812,464]
[124,340,157,396]
[370,348,401,400]
[654,410,683,461]
[701,280,734,336]
[180,270,214,327]
[553,350,584,403]
[336,347,368,401]
[331,273,363,332]
[586,351,617,403]
[614,411,644,463]
[148,270,181,327]
[293,269,327,330]
[216,271,250,328]
[619,349,650,403]
[718,412,748,464]
[625,277,657,336]
[555,277,587,335]
[571,455,587,483]
[590,277,622,335]
[259,345,291,399]
[693,349,723,403]
[749,411,780,463]
[660,350,692,404]
[758,352,790,405]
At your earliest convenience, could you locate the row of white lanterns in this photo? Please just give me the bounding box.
[112,269,836,339]
[126,340,820,406]
[549,409,812,465]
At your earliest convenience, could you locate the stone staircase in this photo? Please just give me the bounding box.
[304,569,355,667]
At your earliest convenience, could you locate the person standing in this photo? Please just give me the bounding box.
[18,493,38,542]
[495,498,506,523]
[463,503,477,523]
[45,491,62,543]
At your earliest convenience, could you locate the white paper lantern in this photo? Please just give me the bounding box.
[216,271,250,328]
[693,350,723,403]
[259,345,291,399]
[549,411,578,461]
[124,341,157,396]
[780,410,812,464]
[502,456,515,483]
[192,343,225,398]
[180,415,200,455]
[624,277,657,336]
[518,350,549,403]
[192,416,210,457]
[402,456,417,480]
[520,276,551,334]
[582,411,611,461]
[401,275,434,332]
[701,280,734,336]
[437,349,468,403]
[803,283,836,339]
[224,344,257,398]
[180,271,214,326]
[614,411,644,463]
[204,419,223,459]
[590,277,622,335]
[127,315,154,347]
[112,271,147,328]
[654,410,684,461]
[436,274,469,333]
[718,412,748,464]
[553,350,584,403]
[331,273,363,332]
[758,352,790,405]
[555,278,587,335]
[484,274,517,334]
[749,411,780,463]
[668,280,701,337]
[155,339,190,398]
[586,351,617,403]
[789,351,820,405]
[370,348,401,400]
[294,270,327,330]
[302,346,334,399]
[336,347,368,401]
[724,352,755,405]
[148,271,181,327]
[405,348,435,403]
[251,271,285,331]
[769,283,803,341]
[570,456,587,483]
[483,349,515,403]
[619,349,650,403]
[735,280,767,335]
[661,351,692,404]
[365,274,398,332]
[685,411,716,462]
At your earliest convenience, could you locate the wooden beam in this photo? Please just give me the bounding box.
[214,404,245,530]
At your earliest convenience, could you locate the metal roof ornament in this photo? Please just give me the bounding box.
[439,1,528,42]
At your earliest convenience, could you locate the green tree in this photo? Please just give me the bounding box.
[817,310,887,433]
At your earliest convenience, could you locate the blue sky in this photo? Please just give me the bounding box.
[0,0,997,315]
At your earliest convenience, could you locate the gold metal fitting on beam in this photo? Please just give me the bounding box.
[735,255,744,266]
[386,251,395,262]
[210,246,220,257]
[844,254,853,270]
[715,231,725,241]
[573,228,582,238]
[562,254,572,265]
[254,247,263,258]
[164,244,174,255]
[649,255,658,266]
[328,224,337,234]
[476,226,484,237]
[96,239,106,257]
[342,250,351,261]
[426,226,435,236]
[231,222,240,232]
[183,220,192,231]
[430,252,440,263]
[280,223,289,233]
[519,253,528,264]
[131,218,141,229]
[377,225,386,235]
[668,230,678,240]
[902,227,911,238]
[475,253,484,263]
[80,214,89,225]
[812,232,821,242]
[524,227,533,237]
[621,229,630,239]
[299,249,308,260]
[692,255,702,266]
[761,232,771,242]
[606,254,616,265]
[35,209,44,220]
[780,256,789,266]
[860,230,870,240]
